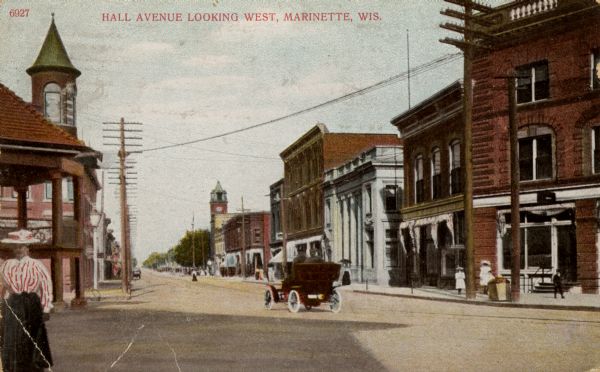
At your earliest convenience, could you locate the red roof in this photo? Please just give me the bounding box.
[0,83,83,148]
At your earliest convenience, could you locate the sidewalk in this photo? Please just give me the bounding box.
[345,282,600,312]
[232,275,600,312]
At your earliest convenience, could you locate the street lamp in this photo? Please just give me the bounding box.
[89,208,102,290]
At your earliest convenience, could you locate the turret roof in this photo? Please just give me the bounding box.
[26,16,81,77]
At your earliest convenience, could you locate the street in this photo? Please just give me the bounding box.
[46,270,600,372]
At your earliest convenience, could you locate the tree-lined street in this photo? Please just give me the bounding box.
[46,270,600,371]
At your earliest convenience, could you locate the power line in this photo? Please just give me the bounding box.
[142,52,462,153]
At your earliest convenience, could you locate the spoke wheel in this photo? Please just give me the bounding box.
[329,289,342,313]
[264,288,274,310]
[287,290,301,313]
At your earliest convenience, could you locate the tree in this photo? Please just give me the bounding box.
[143,251,168,268]
[172,229,210,268]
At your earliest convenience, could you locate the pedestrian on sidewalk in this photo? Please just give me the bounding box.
[454,266,465,295]
[0,230,53,372]
[553,271,564,299]
[192,269,198,282]
[479,260,492,295]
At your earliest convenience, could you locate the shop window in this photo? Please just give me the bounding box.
[449,140,462,195]
[592,127,600,174]
[519,133,552,181]
[431,147,441,199]
[592,50,599,90]
[66,177,74,201]
[385,228,399,268]
[414,154,424,203]
[516,61,549,104]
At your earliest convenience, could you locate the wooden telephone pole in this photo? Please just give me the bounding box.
[440,0,494,300]
[192,215,196,269]
[103,118,143,296]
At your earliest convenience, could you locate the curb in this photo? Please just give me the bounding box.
[353,290,600,312]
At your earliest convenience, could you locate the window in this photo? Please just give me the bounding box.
[66,177,74,201]
[449,140,462,195]
[365,185,372,215]
[385,228,400,268]
[431,147,441,199]
[593,127,600,174]
[453,211,465,246]
[44,181,52,200]
[501,210,574,272]
[519,134,552,181]
[254,228,261,243]
[414,155,424,203]
[325,199,331,228]
[592,51,599,90]
[44,83,62,123]
[384,185,398,212]
[516,62,549,104]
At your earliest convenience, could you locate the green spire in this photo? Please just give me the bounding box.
[26,14,81,77]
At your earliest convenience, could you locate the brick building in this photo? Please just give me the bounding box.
[0,16,101,304]
[470,0,600,293]
[391,81,465,288]
[222,211,270,278]
[280,124,401,262]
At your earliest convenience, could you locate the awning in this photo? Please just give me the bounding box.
[269,250,290,264]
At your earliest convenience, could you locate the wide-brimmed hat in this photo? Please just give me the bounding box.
[481,260,491,266]
[1,229,40,245]
[456,266,464,270]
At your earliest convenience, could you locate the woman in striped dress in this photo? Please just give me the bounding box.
[0,230,53,372]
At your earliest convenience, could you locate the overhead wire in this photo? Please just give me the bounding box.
[142,52,462,153]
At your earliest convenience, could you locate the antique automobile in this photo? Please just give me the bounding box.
[264,262,342,313]
[132,267,142,280]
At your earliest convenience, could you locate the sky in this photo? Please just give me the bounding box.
[0,0,508,261]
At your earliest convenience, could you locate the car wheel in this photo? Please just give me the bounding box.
[264,288,275,310]
[329,289,342,313]
[287,290,300,313]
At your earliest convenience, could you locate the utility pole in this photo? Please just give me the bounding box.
[280,184,288,279]
[240,197,247,278]
[118,117,130,296]
[440,0,494,300]
[191,214,196,269]
[508,77,521,302]
[103,118,143,297]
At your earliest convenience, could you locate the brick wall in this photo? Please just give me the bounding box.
[473,207,498,284]
[472,13,600,195]
[575,199,598,294]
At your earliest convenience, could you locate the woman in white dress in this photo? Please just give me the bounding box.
[454,266,466,294]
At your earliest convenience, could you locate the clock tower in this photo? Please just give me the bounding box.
[210,181,228,215]
[27,14,81,137]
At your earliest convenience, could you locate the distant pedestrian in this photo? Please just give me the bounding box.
[553,271,564,299]
[479,260,492,294]
[454,266,465,295]
[0,230,53,372]
[192,270,198,282]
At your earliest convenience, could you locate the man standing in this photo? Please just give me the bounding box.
[553,271,565,299]
[0,229,53,372]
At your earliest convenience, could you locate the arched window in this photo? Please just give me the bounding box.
[43,83,62,123]
[431,147,441,199]
[518,125,554,181]
[414,154,424,203]
[449,140,462,195]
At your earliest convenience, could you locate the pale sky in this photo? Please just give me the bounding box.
[0,0,507,261]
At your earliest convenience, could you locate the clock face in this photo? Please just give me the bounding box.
[216,206,223,212]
